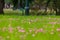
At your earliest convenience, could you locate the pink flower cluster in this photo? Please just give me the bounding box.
[49,22,57,24]
[35,28,44,34]
[56,28,60,32]
[8,27,13,33]
[17,26,25,33]
[1,26,60,35]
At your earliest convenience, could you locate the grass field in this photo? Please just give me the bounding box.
[0,15,60,40]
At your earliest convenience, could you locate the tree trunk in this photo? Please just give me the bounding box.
[56,8,60,15]
[54,0,60,15]
[0,0,4,14]
[12,0,18,10]
[53,0,57,14]
[44,0,50,14]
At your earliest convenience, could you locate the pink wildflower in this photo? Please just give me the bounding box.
[56,28,60,32]
[8,27,13,33]
[29,29,32,33]
[38,28,44,32]
[35,28,44,34]
[49,22,56,24]
[18,29,25,33]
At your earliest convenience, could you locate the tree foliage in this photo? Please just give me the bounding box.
[0,0,60,15]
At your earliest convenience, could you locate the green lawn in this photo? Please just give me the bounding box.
[0,15,60,40]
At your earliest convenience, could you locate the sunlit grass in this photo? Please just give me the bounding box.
[0,15,60,40]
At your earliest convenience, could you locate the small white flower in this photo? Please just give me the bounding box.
[32,34,35,37]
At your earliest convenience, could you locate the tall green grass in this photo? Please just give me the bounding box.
[0,15,60,40]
